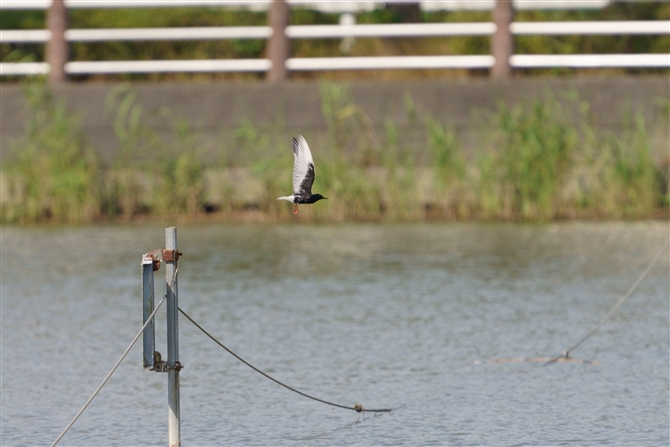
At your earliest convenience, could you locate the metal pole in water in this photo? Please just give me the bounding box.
[165,227,181,447]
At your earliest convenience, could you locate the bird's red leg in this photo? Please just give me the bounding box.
[293,204,299,215]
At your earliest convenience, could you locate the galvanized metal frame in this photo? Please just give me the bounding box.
[141,254,156,370]
[139,229,182,447]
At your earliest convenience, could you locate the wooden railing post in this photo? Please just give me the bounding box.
[491,0,514,79]
[385,2,421,23]
[266,0,290,82]
[46,0,69,84]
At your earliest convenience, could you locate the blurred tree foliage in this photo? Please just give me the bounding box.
[1,2,667,81]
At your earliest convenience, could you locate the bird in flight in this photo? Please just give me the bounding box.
[277,135,327,214]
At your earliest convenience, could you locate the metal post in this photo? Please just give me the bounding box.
[266,0,290,82]
[46,0,68,84]
[491,0,514,79]
[165,228,180,447]
[141,255,156,369]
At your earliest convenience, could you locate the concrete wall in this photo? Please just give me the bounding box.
[2,76,668,164]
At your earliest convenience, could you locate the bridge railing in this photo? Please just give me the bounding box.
[1,1,668,79]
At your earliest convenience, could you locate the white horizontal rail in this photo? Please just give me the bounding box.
[2,53,668,76]
[0,29,51,43]
[286,23,496,38]
[511,54,670,68]
[511,20,670,35]
[0,27,272,43]
[0,0,611,10]
[0,1,273,9]
[0,56,490,75]
[1,23,495,43]
[1,23,494,43]
[0,60,269,75]
[66,59,271,73]
[286,55,494,70]
[0,62,50,75]
[66,26,272,41]
[2,21,667,44]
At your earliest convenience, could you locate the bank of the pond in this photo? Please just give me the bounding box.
[1,81,667,224]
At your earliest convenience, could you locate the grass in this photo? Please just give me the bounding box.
[494,95,576,220]
[1,81,667,224]
[2,83,101,223]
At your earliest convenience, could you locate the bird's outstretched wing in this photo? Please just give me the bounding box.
[292,135,315,197]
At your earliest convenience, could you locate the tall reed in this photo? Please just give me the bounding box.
[493,95,577,220]
[425,116,470,219]
[3,82,101,223]
[1,81,665,224]
[103,83,145,218]
[151,117,205,217]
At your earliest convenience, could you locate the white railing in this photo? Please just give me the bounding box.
[0,23,497,42]
[3,21,669,43]
[0,0,613,11]
[511,54,669,68]
[510,21,670,35]
[1,21,669,76]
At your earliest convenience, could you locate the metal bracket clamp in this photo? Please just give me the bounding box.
[163,249,183,262]
[150,351,166,372]
[141,249,184,271]
[148,253,161,271]
[150,351,184,373]
[142,250,162,271]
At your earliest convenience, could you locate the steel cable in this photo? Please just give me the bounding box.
[51,268,178,446]
[545,241,668,366]
[50,295,166,446]
[179,307,393,414]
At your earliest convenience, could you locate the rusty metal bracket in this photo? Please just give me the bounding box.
[142,249,163,271]
[151,363,184,373]
[149,253,161,271]
[148,351,185,373]
[163,249,183,262]
[142,249,184,271]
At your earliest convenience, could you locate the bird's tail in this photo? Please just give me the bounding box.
[276,196,294,202]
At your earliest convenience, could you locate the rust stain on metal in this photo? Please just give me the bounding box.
[143,250,163,271]
[150,253,161,271]
[163,249,183,262]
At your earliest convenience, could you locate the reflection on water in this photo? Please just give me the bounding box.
[2,222,668,446]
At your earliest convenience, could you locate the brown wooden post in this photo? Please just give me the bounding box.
[46,0,69,84]
[491,0,513,79]
[385,2,421,23]
[266,0,290,83]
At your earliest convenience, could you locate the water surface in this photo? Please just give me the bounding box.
[2,222,668,446]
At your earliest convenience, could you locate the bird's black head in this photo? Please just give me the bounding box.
[307,193,328,204]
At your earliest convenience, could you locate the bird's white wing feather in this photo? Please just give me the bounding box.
[292,135,315,195]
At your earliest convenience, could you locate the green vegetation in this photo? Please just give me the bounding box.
[1,81,666,224]
[2,84,100,223]
[1,2,668,82]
